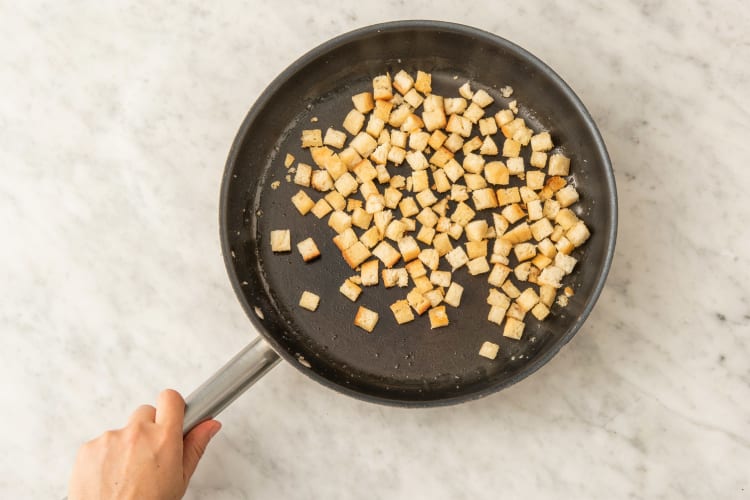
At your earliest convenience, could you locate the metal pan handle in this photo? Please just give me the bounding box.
[182,336,280,435]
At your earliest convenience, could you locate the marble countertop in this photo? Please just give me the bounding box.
[2,2,748,499]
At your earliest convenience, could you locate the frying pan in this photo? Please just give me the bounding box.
[181,20,617,433]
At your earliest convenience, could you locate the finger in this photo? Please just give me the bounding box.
[127,404,156,425]
[182,420,221,482]
[155,388,185,432]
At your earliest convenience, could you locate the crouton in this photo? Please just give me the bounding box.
[517,288,540,312]
[467,256,490,275]
[414,70,432,93]
[445,246,469,270]
[479,341,500,360]
[429,306,449,329]
[502,138,521,157]
[538,265,565,288]
[501,280,521,299]
[343,109,366,135]
[373,74,393,100]
[503,317,525,340]
[372,241,401,268]
[354,306,379,332]
[390,299,415,324]
[407,288,431,315]
[360,260,379,286]
[444,282,464,307]
[463,102,485,124]
[488,263,511,287]
[530,151,548,169]
[342,241,371,268]
[531,218,554,241]
[556,185,580,208]
[297,237,320,262]
[566,221,590,247]
[548,154,571,176]
[405,259,427,279]
[291,190,315,215]
[299,290,320,312]
[270,229,291,252]
[359,226,381,249]
[382,268,409,288]
[311,170,334,192]
[531,303,550,321]
[340,279,362,302]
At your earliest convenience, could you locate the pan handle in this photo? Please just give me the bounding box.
[182,336,280,435]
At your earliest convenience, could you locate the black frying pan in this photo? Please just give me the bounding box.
[181,20,617,432]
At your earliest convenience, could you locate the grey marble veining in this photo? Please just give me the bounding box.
[1,1,748,499]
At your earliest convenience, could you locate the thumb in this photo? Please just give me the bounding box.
[182,420,222,482]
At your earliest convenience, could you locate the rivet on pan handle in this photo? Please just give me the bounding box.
[182,336,280,435]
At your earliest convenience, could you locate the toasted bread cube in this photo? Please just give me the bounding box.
[422,110,447,131]
[517,288,540,312]
[343,109,366,135]
[479,341,500,359]
[503,223,532,244]
[404,151,428,172]
[427,147,452,168]
[341,146,363,167]
[555,208,580,230]
[494,109,514,128]
[407,288,431,315]
[384,219,407,242]
[284,153,295,168]
[539,285,556,307]
[487,304,508,326]
[557,295,569,307]
[459,81,473,99]
[493,213,510,237]
[505,158,523,178]
[422,93,443,112]
[514,261,531,281]
[360,260,379,286]
[483,161,508,186]
[332,172,357,198]
[373,210,394,237]
[548,154,571,176]
[416,189,438,208]
[538,265,564,288]
[545,176,568,194]
[390,299,415,324]
[428,306,449,329]
[396,196,418,217]
[346,209,369,231]
[513,126,533,146]
[499,280,519,300]
[527,199,544,222]
[373,99,393,122]
[467,256,490,275]
[488,252,507,265]
[493,237,513,256]
[527,170,546,191]
[426,129,447,150]
[556,185,580,208]
[530,218,554,242]
[463,102,485,124]
[465,173,487,190]
[464,220,487,242]
[555,252,578,274]
[444,133,465,153]
[506,301,526,320]
[488,263,511,287]
[401,217,416,232]
[479,136,498,156]
[346,198,363,212]
[354,306,379,332]
[365,194,385,215]
[342,241,371,269]
[471,88,493,107]
[447,186,467,206]
[503,317,525,340]
[501,117,524,138]
[352,159,376,183]
[270,229,291,252]
[430,270,452,288]
[501,204,525,224]
[487,288,511,310]
[328,210,352,234]
[384,146,405,166]
[350,132,378,157]
[424,288,444,307]
[496,187,521,206]
[382,187,403,210]
[322,128,346,149]
[450,202,476,227]
[373,74,393,100]
[407,131,430,152]
[403,88,424,109]
[566,221,590,247]
[370,143,390,165]
[550,225,566,243]
[470,187,497,210]
[478,118,498,137]
[537,238,557,259]
[414,70,432,93]
[294,163,313,187]
[462,136,483,155]
[333,228,358,251]
[442,162,464,185]
[389,105,414,128]
[392,69,414,95]
[446,114,472,137]
[530,132,553,152]
[447,223,464,240]
[299,291,320,311]
[405,259,427,279]
[351,91,374,113]
[431,232,451,257]
[543,199,561,220]
[364,115,385,139]
[311,199,333,219]
[382,268,409,288]
[301,129,323,148]
[444,97,467,116]
[530,303,550,321]
[398,236,420,262]
[418,248,440,271]
[461,152,484,174]
[359,226,380,250]
[291,190,315,215]
[443,281,464,308]
[531,253,553,270]
[444,246,468,270]
[502,138,521,158]
[411,170,429,193]
[372,241,401,268]
[311,170,334,192]
[416,225,436,245]
[530,151,548,169]
[339,279,362,302]
[431,169,450,194]
[466,240,488,259]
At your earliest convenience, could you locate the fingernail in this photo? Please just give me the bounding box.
[209,422,222,439]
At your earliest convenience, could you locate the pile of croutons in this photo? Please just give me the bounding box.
[271,69,589,360]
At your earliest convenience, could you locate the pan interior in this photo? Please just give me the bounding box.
[223,23,615,405]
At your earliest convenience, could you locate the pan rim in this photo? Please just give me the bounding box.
[219,20,618,407]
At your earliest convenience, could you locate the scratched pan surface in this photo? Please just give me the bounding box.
[221,21,617,406]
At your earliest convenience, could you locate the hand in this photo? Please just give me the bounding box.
[68,389,222,500]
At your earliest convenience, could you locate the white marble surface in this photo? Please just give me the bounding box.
[2,1,749,499]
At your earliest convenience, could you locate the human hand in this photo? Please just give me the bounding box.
[68,389,222,500]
